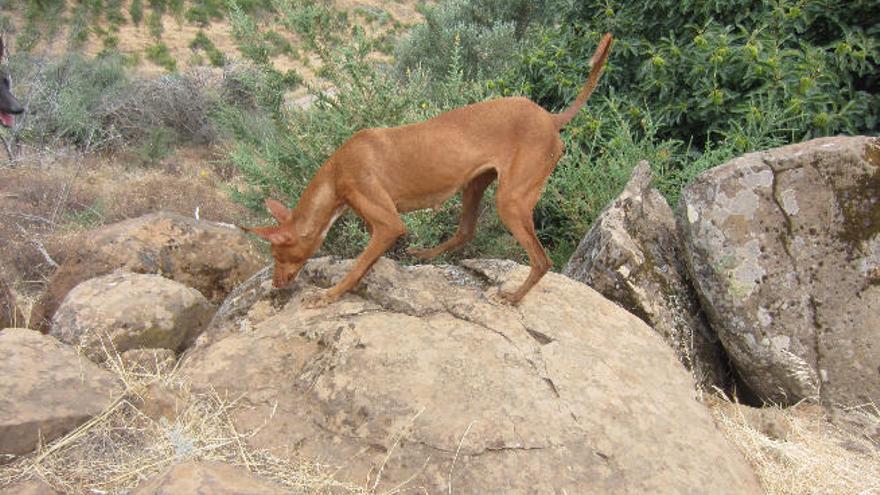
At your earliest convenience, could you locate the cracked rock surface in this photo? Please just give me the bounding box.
[31,212,264,330]
[565,161,727,389]
[182,257,759,494]
[678,136,880,406]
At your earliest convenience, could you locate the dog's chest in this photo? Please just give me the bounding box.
[395,188,459,213]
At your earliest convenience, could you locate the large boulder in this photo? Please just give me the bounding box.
[0,329,120,461]
[564,161,727,388]
[132,461,288,494]
[31,212,263,330]
[678,136,880,406]
[182,257,760,494]
[50,271,214,362]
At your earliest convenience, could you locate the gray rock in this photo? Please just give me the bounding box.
[0,479,61,495]
[51,272,214,362]
[132,461,288,494]
[0,329,119,461]
[677,136,880,406]
[564,161,727,388]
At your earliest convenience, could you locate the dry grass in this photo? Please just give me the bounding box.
[708,395,880,495]
[0,346,367,494]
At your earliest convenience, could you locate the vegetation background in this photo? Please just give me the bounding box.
[1,0,877,266]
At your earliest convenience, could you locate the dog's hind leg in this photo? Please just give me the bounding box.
[407,170,496,260]
[492,150,560,304]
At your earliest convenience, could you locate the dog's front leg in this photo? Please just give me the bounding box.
[302,189,406,308]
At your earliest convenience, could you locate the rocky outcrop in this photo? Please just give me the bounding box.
[678,136,880,406]
[564,161,727,388]
[182,257,760,494]
[31,212,263,329]
[0,329,119,461]
[131,461,288,494]
[50,272,214,362]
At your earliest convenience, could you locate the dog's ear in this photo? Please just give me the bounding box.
[239,224,295,245]
[265,198,292,223]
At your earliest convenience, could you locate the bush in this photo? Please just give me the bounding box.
[98,71,217,145]
[145,43,176,71]
[132,125,177,165]
[129,0,144,25]
[185,0,224,26]
[395,0,551,84]
[6,51,130,151]
[228,2,271,65]
[510,0,879,144]
[190,31,227,67]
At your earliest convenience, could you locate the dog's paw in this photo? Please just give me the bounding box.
[301,289,338,309]
[485,287,520,306]
[405,246,436,260]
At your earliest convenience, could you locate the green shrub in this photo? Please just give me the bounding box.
[68,1,92,48]
[16,0,66,52]
[167,0,184,19]
[145,43,176,71]
[7,51,130,151]
[190,30,227,67]
[228,2,270,65]
[262,30,293,57]
[185,0,224,26]
[129,0,144,25]
[269,0,348,48]
[106,0,127,25]
[395,0,550,83]
[132,125,177,165]
[146,11,163,38]
[511,0,879,144]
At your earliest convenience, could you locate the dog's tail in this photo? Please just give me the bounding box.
[552,33,613,130]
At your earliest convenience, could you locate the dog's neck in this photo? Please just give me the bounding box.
[286,166,343,248]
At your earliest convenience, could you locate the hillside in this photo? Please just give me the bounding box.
[1,0,424,95]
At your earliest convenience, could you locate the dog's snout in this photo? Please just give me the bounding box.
[7,99,23,114]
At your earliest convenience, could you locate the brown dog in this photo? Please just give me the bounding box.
[243,33,613,308]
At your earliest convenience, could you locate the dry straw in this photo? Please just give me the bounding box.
[0,344,367,494]
[709,395,880,495]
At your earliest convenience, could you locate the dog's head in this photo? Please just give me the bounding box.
[0,36,23,128]
[240,199,308,288]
